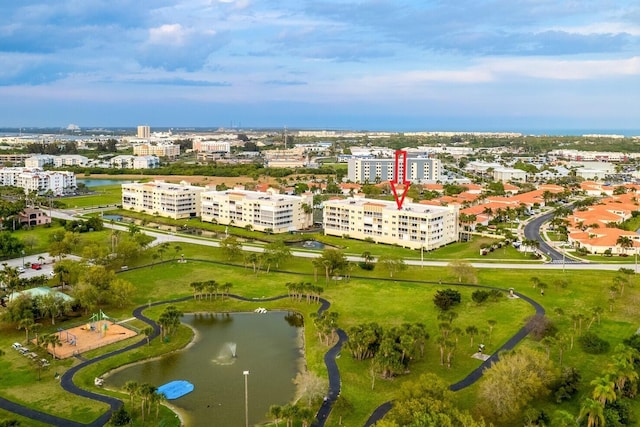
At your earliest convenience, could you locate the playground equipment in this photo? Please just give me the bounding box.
[57,328,77,346]
[88,310,113,338]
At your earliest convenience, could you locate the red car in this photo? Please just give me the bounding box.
[31,263,42,270]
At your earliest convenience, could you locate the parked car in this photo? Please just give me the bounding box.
[31,263,42,270]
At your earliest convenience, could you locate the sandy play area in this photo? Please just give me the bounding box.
[42,321,138,359]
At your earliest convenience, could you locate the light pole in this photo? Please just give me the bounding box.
[21,250,25,268]
[420,245,424,268]
[243,370,250,427]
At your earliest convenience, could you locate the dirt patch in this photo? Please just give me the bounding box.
[39,321,138,359]
[85,174,277,188]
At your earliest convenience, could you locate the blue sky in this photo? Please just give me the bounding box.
[1,0,639,132]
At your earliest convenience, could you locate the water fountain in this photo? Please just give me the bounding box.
[228,342,237,358]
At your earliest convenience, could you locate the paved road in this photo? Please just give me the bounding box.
[0,208,629,426]
[523,210,572,262]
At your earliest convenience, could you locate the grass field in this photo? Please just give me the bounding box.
[3,242,636,427]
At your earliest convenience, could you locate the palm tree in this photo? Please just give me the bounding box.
[550,409,578,427]
[465,325,479,348]
[19,318,35,344]
[578,398,605,427]
[41,333,62,359]
[123,380,139,410]
[616,235,634,255]
[590,375,617,406]
[268,404,284,427]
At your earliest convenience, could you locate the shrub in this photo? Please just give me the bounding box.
[358,262,375,271]
[525,314,557,341]
[471,290,489,304]
[551,367,581,403]
[578,332,610,354]
[433,289,462,311]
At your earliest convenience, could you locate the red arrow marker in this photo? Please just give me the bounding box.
[389,150,411,210]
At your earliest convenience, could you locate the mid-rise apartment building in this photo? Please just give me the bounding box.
[133,143,180,158]
[347,157,441,183]
[110,155,159,169]
[323,196,458,250]
[201,188,313,233]
[121,180,204,219]
[25,155,89,168]
[0,167,76,195]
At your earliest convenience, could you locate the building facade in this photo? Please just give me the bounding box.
[200,188,313,233]
[137,125,151,139]
[133,143,180,158]
[121,180,204,219]
[323,196,458,250]
[347,158,441,183]
[0,167,76,195]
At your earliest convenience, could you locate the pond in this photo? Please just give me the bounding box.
[77,178,134,188]
[105,311,304,426]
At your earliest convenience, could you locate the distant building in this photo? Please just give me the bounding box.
[121,180,204,219]
[0,167,76,195]
[492,167,527,183]
[323,196,458,250]
[347,158,441,183]
[137,125,151,139]
[133,143,180,158]
[25,155,89,168]
[192,140,231,153]
[110,155,159,169]
[201,188,313,233]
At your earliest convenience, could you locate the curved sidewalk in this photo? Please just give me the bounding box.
[363,286,545,426]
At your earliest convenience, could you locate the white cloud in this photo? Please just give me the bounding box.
[549,22,640,36]
[148,24,190,46]
[481,56,640,80]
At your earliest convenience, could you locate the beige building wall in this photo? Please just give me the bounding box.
[323,197,458,250]
[122,180,203,219]
[201,189,313,233]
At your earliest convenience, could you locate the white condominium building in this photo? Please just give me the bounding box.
[25,155,89,168]
[0,167,76,195]
[133,143,180,158]
[348,157,441,183]
[121,180,204,219]
[201,188,314,233]
[193,140,231,153]
[323,196,458,250]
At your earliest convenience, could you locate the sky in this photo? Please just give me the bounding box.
[1,0,639,133]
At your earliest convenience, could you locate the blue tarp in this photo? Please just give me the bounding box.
[157,380,194,400]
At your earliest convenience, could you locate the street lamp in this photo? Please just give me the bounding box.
[21,250,25,268]
[243,370,250,427]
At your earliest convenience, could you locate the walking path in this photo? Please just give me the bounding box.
[362,284,545,426]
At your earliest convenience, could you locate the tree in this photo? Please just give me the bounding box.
[590,375,616,406]
[578,398,605,427]
[158,305,182,338]
[478,347,555,422]
[262,240,292,270]
[0,232,25,258]
[18,318,35,344]
[448,260,477,284]
[466,325,479,348]
[314,249,348,283]
[110,279,135,308]
[220,236,242,260]
[268,405,284,427]
[616,235,633,255]
[123,380,139,409]
[41,333,62,359]
[377,254,407,278]
[292,370,328,406]
[433,289,462,311]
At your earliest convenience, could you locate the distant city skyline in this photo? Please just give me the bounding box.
[0,1,638,131]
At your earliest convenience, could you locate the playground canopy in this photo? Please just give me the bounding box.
[7,287,74,303]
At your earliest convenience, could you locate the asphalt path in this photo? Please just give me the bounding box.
[523,211,568,262]
[1,208,631,425]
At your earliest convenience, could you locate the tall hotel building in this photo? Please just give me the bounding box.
[347,157,441,183]
[121,180,204,219]
[323,196,458,250]
[137,125,151,139]
[201,188,313,233]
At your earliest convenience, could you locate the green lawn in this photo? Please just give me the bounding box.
[1,241,639,426]
[60,185,123,209]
